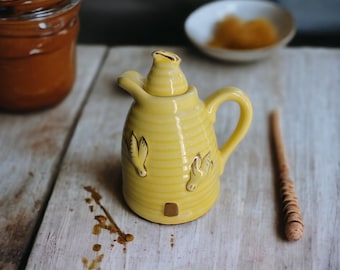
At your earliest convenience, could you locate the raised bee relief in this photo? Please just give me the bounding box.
[127,132,148,177]
[186,152,213,192]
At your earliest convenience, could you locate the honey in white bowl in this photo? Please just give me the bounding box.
[207,15,279,50]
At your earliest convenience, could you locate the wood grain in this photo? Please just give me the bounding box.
[25,46,340,269]
[0,45,107,270]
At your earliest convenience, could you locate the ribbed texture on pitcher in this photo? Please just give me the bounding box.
[121,90,221,224]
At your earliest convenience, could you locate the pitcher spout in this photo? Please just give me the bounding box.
[117,70,150,102]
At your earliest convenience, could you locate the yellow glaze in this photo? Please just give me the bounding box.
[118,50,253,224]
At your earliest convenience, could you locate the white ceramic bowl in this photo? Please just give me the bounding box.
[184,0,295,62]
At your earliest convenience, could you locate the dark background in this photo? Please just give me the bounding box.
[77,0,340,47]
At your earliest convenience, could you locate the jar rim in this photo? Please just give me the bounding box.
[0,0,80,21]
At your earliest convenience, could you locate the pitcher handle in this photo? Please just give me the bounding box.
[204,87,253,174]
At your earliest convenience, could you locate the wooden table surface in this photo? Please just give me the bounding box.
[1,45,339,270]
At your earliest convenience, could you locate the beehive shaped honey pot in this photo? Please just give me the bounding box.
[118,50,253,224]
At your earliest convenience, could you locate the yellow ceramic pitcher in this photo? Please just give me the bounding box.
[118,50,253,224]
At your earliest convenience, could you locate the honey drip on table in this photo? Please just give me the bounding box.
[82,186,134,269]
[84,186,134,246]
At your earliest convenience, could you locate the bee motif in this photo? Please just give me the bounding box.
[186,152,213,192]
[127,132,148,177]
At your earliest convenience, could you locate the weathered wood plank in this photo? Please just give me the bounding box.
[0,45,107,270]
[26,46,340,270]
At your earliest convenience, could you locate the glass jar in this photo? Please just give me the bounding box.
[0,0,81,112]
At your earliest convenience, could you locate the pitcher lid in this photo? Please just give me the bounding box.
[144,50,189,97]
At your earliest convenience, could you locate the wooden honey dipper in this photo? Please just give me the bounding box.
[270,109,304,241]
